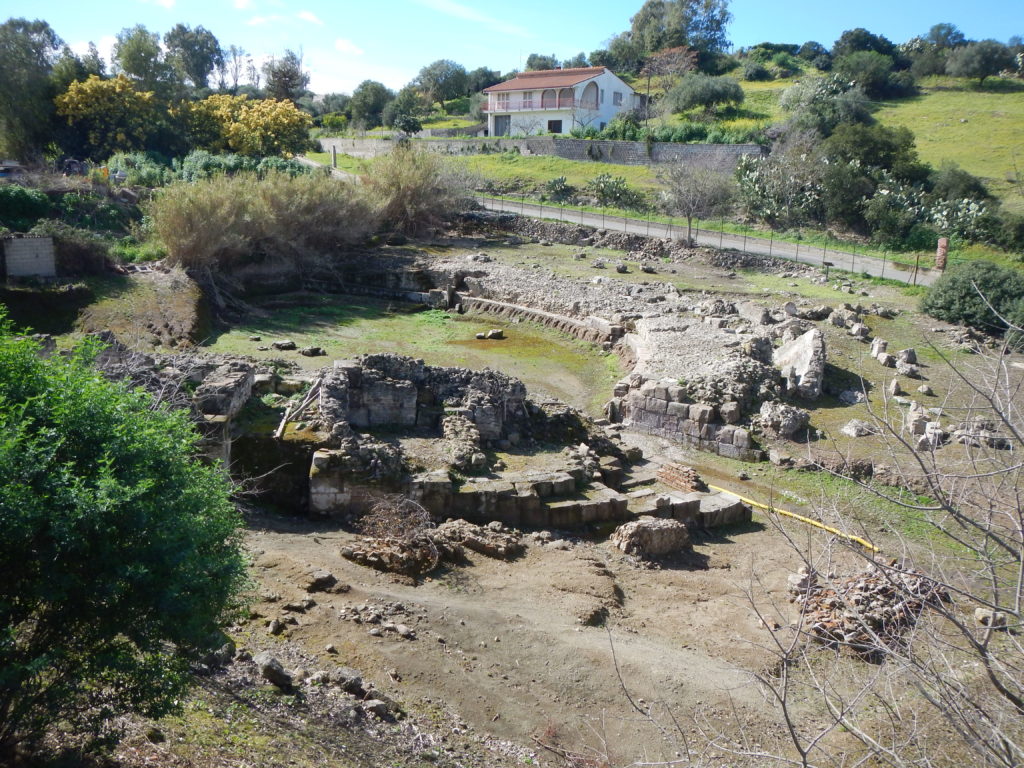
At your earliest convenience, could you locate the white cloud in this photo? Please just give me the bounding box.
[304,49,412,95]
[410,0,530,38]
[297,10,324,25]
[334,38,364,56]
[69,35,118,71]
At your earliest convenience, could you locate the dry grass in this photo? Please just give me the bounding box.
[148,171,378,272]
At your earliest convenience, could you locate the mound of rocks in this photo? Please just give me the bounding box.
[757,401,810,439]
[610,517,691,558]
[434,519,525,560]
[788,564,950,658]
[342,520,526,575]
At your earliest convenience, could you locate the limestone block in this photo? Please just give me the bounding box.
[690,403,716,424]
[719,401,741,424]
[773,328,826,399]
[870,338,888,357]
[733,428,752,449]
[667,401,690,418]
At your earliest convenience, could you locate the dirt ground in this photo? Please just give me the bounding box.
[239,431,865,766]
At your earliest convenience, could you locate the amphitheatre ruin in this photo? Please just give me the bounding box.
[32,200,1010,765]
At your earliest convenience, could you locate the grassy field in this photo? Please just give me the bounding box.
[452,153,661,194]
[420,115,480,130]
[874,76,1024,214]
[203,295,623,416]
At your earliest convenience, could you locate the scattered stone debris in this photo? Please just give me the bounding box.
[341,519,526,576]
[272,339,297,351]
[841,419,878,438]
[610,517,691,558]
[788,564,950,658]
[757,401,810,439]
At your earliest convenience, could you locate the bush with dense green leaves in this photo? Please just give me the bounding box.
[543,176,576,203]
[663,73,744,114]
[921,260,1024,336]
[0,183,50,231]
[587,173,648,211]
[0,322,248,756]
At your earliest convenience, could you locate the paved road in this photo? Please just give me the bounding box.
[477,196,938,287]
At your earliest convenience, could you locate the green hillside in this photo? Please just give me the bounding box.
[874,77,1024,213]
[730,74,1024,213]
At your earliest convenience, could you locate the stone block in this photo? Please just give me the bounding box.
[548,499,582,528]
[667,401,689,418]
[667,385,686,402]
[690,404,716,424]
[644,397,668,414]
[719,401,741,424]
[733,428,752,449]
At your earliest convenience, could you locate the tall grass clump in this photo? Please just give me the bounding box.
[148,171,378,273]
[366,145,476,235]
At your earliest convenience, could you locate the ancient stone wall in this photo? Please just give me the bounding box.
[610,375,764,462]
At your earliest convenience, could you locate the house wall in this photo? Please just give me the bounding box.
[486,69,638,137]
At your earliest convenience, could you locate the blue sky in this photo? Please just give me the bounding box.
[8,0,1022,95]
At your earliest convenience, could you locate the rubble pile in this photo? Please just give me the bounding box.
[610,517,691,558]
[788,564,950,657]
[341,520,526,575]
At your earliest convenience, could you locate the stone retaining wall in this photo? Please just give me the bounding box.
[458,295,623,346]
[319,136,763,170]
[610,375,764,462]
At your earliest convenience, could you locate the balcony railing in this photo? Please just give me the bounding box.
[483,97,599,112]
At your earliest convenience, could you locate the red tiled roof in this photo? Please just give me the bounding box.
[483,67,608,93]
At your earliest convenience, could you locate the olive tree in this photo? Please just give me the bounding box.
[0,321,248,757]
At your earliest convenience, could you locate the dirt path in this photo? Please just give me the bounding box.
[245,507,816,763]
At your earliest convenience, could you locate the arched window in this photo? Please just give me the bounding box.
[579,82,598,110]
[558,88,574,108]
[541,89,556,108]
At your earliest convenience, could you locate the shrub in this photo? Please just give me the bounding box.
[366,145,475,235]
[106,151,174,187]
[0,183,50,231]
[149,171,378,272]
[543,176,576,203]
[0,322,247,756]
[664,73,744,113]
[587,173,648,211]
[742,61,772,81]
[921,260,1024,334]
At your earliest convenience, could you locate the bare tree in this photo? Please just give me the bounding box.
[658,163,735,245]
[640,46,698,126]
[728,331,1024,768]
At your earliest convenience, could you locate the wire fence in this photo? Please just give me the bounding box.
[478,194,940,287]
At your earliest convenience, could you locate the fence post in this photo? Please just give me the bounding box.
[882,251,887,279]
[768,231,773,257]
[719,218,724,249]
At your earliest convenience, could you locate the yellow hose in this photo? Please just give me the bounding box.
[707,484,880,553]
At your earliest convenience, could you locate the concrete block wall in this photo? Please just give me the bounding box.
[2,236,56,279]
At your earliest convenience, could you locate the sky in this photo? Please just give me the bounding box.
[7,0,1023,95]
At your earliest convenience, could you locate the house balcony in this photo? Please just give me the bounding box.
[482,97,598,112]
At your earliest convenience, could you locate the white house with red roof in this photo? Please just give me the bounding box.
[482,67,638,136]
